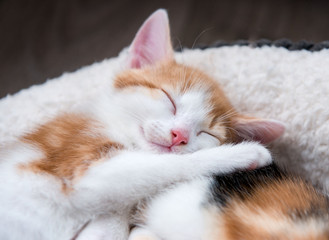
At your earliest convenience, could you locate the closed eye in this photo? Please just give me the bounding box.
[197,131,221,142]
[161,89,176,115]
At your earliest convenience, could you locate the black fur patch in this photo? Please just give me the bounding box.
[208,163,285,207]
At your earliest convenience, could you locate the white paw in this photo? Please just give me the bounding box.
[231,142,272,169]
[194,142,272,174]
[191,142,272,176]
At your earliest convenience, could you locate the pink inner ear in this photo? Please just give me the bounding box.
[128,9,173,69]
[233,118,285,144]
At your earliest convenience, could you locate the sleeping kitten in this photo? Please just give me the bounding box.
[130,164,329,240]
[0,9,284,240]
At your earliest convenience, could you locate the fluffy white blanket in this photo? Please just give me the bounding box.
[1,46,328,192]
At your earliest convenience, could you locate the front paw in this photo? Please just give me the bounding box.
[232,142,272,169]
[190,142,272,175]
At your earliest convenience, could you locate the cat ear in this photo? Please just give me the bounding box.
[127,9,174,69]
[232,117,285,144]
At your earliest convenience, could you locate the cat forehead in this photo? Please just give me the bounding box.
[114,61,217,94]
[176,90,212,117]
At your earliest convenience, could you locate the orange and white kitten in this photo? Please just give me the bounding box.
[130,164,329,240]
[0,10,283,240]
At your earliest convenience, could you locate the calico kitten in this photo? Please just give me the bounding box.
[0,9,283,240]
[130,164,329,240]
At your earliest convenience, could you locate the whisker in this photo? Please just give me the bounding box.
[174,37,183,53]
[216,109,238,122]
[115,104,145,122]
[191,27,214,50]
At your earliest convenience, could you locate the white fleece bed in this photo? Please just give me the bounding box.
[1,45,329,192]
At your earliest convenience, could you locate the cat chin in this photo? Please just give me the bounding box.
[149,142,172,153]
[150,144,190,155]
[145,140,188,154]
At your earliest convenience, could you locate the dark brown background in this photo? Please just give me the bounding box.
[1,0,329,98]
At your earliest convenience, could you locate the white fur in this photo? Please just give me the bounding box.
[138,178,210,240]
[0,143,79,239]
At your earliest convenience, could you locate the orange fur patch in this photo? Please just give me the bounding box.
[218,179,329,240]
[115,60,238,142]
[21,114,123,191]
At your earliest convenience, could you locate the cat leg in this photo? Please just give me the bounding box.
[74,142,272,211]
[128,227,160,240]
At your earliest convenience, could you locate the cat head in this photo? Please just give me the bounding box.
[114,9,285,154]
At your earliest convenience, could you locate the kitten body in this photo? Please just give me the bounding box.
[0,10,283,240]
[130,164,329,240]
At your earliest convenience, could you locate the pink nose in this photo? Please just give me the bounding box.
[171,129,189,146]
